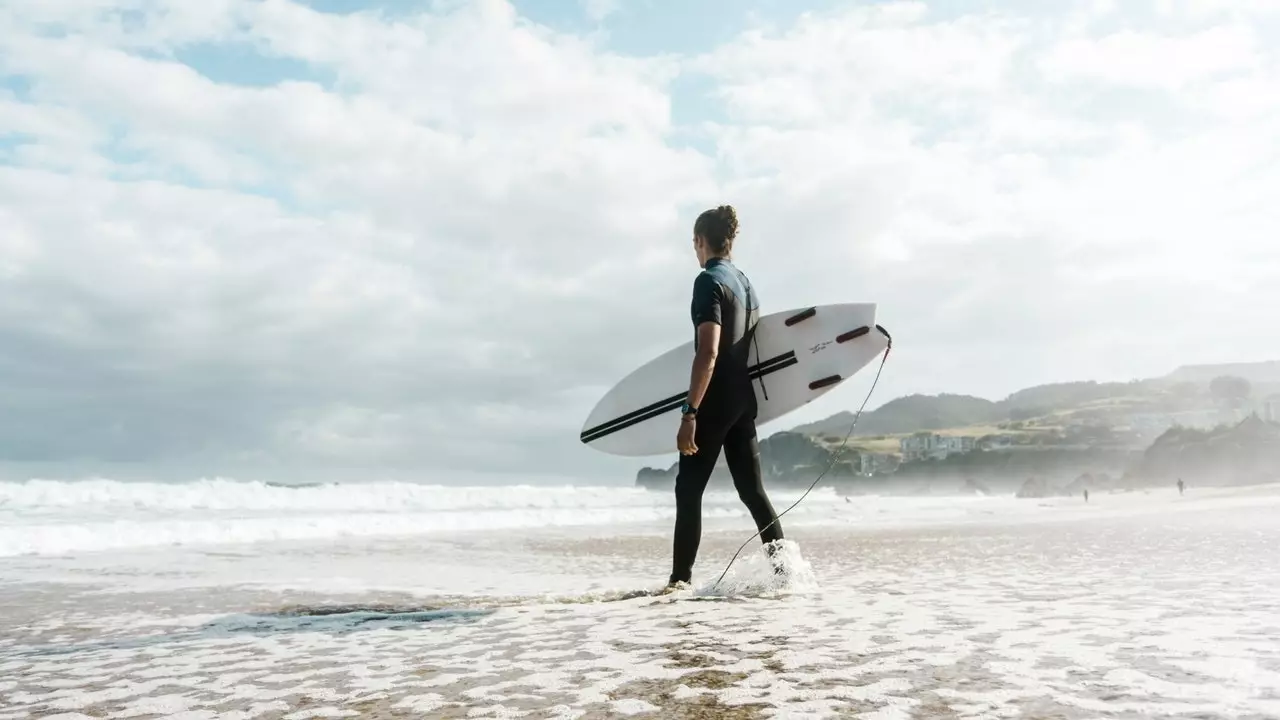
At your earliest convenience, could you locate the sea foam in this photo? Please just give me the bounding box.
[0,478,851,557]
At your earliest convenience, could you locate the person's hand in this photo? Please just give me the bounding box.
[677,417,698,455]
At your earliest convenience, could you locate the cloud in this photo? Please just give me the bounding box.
[1039,25,1260,90]
[687,0,1280,397]
[697,2,1024,126]
[1,0,709,478]
[1,0,1278,481]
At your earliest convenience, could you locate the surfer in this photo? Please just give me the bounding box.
[668,205,785,590]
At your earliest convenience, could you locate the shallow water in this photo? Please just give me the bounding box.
[2,483,1279,718]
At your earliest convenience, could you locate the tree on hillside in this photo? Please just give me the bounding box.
[1209,375,1252,408]
[1009,406,1047,422]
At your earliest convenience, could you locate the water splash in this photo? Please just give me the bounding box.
[697,539,819,598]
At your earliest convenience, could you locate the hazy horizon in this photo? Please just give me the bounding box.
[3,0,1279,484]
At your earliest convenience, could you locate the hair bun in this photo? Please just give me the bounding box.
[693,204,740,254]
[716,205,738,241]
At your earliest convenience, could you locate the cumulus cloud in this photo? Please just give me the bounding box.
[691,0,1280,391]
[0,0,1277,481]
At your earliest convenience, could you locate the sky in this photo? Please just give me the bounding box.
[2,0,1279,485]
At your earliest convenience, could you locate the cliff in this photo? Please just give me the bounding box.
[1124,415,1280,487]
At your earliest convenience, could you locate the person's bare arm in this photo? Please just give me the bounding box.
[686,322,720,411]
[684,272,723,415]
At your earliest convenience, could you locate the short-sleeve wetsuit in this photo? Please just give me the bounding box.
[671,257,784,585]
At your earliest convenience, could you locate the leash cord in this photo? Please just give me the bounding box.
[713,329,892,589]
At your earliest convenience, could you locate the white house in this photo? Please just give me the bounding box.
[899,433,976,462]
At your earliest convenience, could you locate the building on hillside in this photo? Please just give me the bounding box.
[899,433,976,462]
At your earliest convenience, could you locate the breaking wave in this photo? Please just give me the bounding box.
[0,477,1028,558]
[0,477,853,557]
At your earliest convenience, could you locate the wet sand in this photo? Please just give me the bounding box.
[3,486,1280,719]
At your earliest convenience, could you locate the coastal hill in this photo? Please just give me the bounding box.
[793,359,1280,439]
[635,361,1280,494]
[789,380,1162,437]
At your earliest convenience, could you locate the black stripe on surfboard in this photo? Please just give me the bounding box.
[748,354,798,382]
[581,351,798,444]
[580,355,799,445]
[580,396,685,444]
[581,350,795,440]
[580,351,796,443]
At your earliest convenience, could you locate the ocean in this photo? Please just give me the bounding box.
[1,478,1278,719]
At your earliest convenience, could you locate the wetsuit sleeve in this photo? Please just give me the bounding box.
[691,272,722,326]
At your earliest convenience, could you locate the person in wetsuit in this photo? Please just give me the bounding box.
[668,205,784,589]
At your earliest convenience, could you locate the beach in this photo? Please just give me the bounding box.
[2,480,1279,719]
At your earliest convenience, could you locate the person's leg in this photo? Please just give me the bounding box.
[723,410,783,545]
[670,417,731,585]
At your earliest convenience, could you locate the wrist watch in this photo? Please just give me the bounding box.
[680,402,698,420]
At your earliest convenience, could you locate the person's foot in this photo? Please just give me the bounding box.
[764,540,788,577]
[661,580,691,594]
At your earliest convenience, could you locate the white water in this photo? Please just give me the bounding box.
[3,482,1278,719]
[0,477,1018,557]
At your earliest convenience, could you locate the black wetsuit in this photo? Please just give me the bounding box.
[670,257,783,585]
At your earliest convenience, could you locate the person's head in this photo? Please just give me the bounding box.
[693,205,738,267]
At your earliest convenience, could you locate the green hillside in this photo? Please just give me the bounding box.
[789,364,1276,442]
[792,381,1163,438]
[792,393,1001,437]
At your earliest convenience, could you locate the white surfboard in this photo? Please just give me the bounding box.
[580,303,890,457]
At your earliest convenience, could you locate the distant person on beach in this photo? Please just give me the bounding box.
[668,205,784,591]
[1177,478,1185,495]
[1083,489,1089,503]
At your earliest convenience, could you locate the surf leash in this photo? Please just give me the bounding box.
[712,326,893,590]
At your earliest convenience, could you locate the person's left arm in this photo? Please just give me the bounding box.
[685,272,723,412]
[686,321,719,411]
[679,275,722,454]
